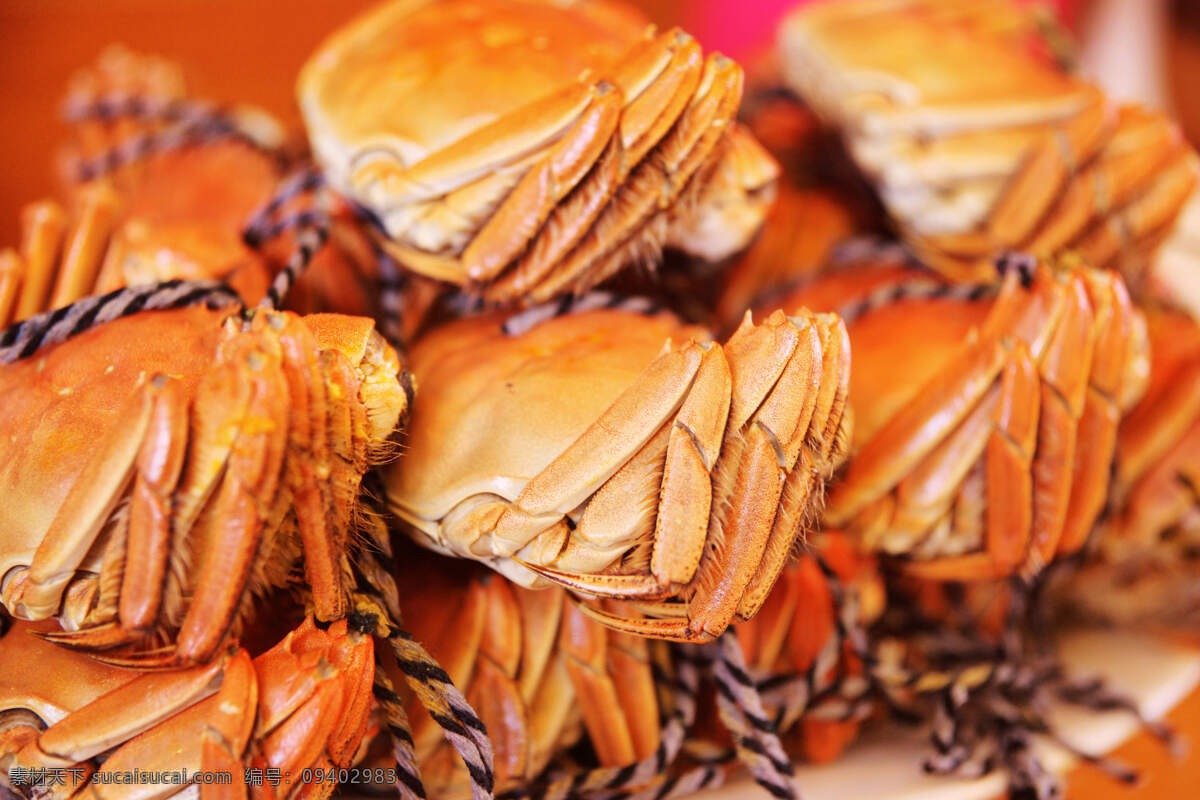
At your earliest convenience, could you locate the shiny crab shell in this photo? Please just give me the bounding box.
[0,304,408,667]
[758,256,1148,580]
[298,0,778,304]
[0,616,374,800]
[386,301,850,642]
[779,0,1200,312]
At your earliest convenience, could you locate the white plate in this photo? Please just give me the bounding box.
[691,630,1200,800]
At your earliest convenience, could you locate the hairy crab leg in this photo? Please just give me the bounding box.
[903,341,1039,581]
[1056,273,1137,553]
[118,375,189,631]
[646,342,733,588]
[516,52,743,303]
[1026,272,1093,569]
[462,81,623,283]
[734,313,849,621]
[489,343,702,558]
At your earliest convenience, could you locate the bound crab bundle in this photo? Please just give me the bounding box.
[752,253,1149,580]
[777,0,1200,314]
[0,172,511,800]
[296,0,779,305]
[1051,307,1200,628]
[384,295,851,643]
[0,614,375,800]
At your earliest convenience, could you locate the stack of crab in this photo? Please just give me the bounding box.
[778,0,1200,311]
[2,1,1200,800]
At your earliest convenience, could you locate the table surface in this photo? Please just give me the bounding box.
[1,3,1197,796]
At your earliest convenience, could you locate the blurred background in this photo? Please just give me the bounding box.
[0,0,1198,797]
[0,0,1197,243]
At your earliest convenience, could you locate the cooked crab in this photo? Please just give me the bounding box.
[779,0,1200,313]
[0,300,409,666]
[754,254,1148,579]
[1051,308,1200,627]
[0,615,374,800]
[10,46,391,327]
[385,296,850,641]
[297,0,778,305]
[379,545,662,798]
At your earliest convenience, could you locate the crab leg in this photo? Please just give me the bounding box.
[171,339,290,664]
[983,88,1110,247]
[1026,273,1093,568]
[905,340,1039,581]
[677,312,824,640]
[559,602,653,765]
[357,78,606,209]
[48,185,120,309]
[613,28,704,167]
[492,342,702,557]
[13,380,155,620]
[735,314,849,621]
[463,81,623,283]
[650,342,733,587]
[1059,272,1136,553]
[37,653,228,763]
[15,201,66,322]
[523,52,743,302]
[1025,111,1181,256]
[0,249,20,325]
[118,375,189,631]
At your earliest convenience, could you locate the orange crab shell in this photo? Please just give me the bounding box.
[0,304,408,667]
[0,616,375,800]
[298,0,778,304]
[758,256,1148,580]
[386,301,850,642]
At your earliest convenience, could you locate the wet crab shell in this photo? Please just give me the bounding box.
[758,256,1149,580]
[298,0,778,304]
[0,304,409,666]
[385,301,850,642]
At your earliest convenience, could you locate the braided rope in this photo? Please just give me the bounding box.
[0,279,241,363]
[372,240,409,348]
[371,661,429,800]
[501,648,700,800]
[238,168,331,311]
[852,575,1177,799]
[707,635,797,800]
[242,169,325,248]
[70,117,251,182]
[386,627,496,800]
[259,219,331,310]
[64,90,284,182]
